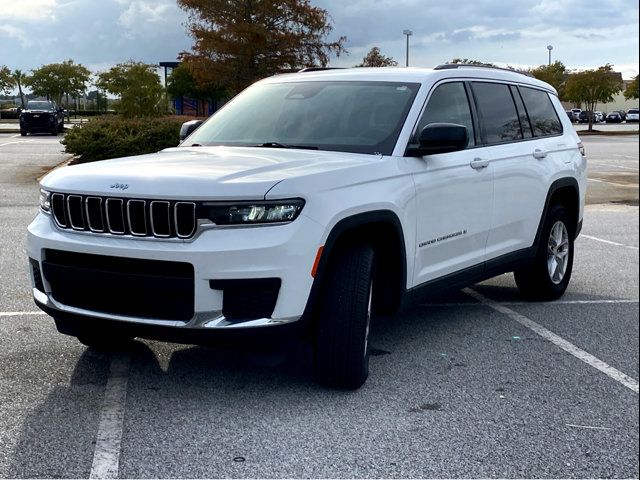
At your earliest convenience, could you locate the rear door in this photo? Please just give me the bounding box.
[480,83,564,258]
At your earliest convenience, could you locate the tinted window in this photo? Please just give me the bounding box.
[413,82,475,146]
[472,82,522,144]
[185,81,420,155]
[26,101,54,111]
[510,86,533,138]
[519,87,563,136]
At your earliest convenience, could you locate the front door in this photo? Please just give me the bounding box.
[410,81,493,286]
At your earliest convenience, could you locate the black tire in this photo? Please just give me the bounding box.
[58,121,64,133]
[314,244,375,389]
[51,128,58,136]
[20,130,27,136]
[515,204,574,300]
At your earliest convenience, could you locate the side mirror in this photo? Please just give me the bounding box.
[406,123,469,157]
[179,120,204,142]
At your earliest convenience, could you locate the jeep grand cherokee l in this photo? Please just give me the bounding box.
[28,65,586,388]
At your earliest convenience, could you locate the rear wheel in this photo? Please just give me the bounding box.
[20,130,27,136]
[314,244,375,389]
[515,204,574,300]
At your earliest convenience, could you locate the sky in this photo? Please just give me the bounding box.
[0,0,638,87]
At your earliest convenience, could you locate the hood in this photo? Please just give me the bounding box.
[40,146,380,200]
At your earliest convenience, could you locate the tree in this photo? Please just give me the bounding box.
[166,64,224,116]
[24,60,91,105]
[448,58,496,67]
[624,75,639,100]
[0,66,14,95]
[177,0,347,94]
[97,61,166,118]
[87,90,108,112]
[12,69,27,107]
[356,47,398,67]
[529,61,567,99]
[564,64,622,131]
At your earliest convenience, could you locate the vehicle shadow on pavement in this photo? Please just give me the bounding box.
[6,347,111,479]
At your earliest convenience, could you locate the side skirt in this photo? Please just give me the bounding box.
[401,247,536,308]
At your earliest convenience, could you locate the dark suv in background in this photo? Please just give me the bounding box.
[19,100,64,136]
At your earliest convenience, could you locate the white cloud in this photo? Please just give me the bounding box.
[117,0,174,39]
[0,25,32,46]
[0,0,58,21]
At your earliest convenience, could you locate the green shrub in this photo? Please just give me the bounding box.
[61,116,185,163]
[66,110,118,117]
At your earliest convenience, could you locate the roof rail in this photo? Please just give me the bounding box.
[434,63,534,78]
[298,67,346,73]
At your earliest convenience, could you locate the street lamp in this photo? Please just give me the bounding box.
[403,29,413,67]
[547,45,553,66]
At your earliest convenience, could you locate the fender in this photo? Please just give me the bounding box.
[299,210,407,325]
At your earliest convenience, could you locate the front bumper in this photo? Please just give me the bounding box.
[21,115,57,131]
[27,211,324,332]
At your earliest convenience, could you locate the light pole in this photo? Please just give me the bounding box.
[547,45,553,66]
[403,30,413,67]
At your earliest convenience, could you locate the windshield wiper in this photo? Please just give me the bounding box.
[254,142,318,150]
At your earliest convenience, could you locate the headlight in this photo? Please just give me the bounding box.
[201,199,305,225]
[39,189,51,213]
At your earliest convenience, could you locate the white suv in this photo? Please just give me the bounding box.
[28,65,586,388]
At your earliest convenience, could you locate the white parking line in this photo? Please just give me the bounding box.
[565,423,613,431]
[0,311,46,317]
[580,234,639,250]
[0,140,34,147]
[592,163,639,171]
[90,352,131,479]
[588,178,634,188]
[421,299,639,307]
[463,288,639,394]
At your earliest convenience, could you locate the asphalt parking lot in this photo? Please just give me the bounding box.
[0,133,638,478]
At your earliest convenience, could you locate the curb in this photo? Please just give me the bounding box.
[577,130,639,136]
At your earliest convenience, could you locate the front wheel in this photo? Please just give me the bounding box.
[314,244,375,389]
[515,204,574,300]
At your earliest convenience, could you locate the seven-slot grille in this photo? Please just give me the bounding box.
[50,193,197,239]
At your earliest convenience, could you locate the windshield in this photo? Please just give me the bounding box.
[26,101,54,111]
[629,109,639,114]
[184,81,421,155]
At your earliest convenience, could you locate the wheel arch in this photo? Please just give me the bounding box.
[534,177,581,247]
[301,210,408,325]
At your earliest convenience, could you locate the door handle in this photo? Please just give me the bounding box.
[533,148,547,159]
[470,157,490,169]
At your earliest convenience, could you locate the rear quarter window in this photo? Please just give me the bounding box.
[519,87,563,136]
